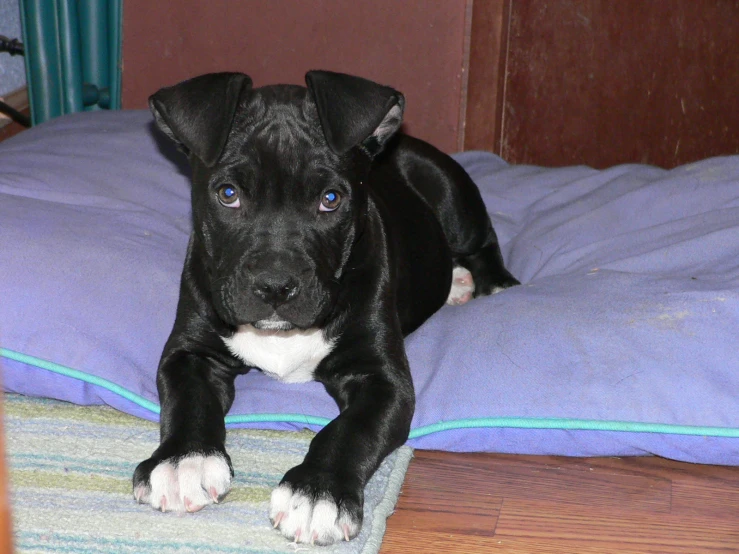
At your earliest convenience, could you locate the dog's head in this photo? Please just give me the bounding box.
[150,71,404,330]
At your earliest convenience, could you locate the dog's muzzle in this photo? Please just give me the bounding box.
[213,255,332,330]
[251,270,300,307]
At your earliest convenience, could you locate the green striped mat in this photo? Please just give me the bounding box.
[4,393,412,553]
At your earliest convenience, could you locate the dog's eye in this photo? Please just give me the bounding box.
[319,190,342,212]
[216,184,240,208]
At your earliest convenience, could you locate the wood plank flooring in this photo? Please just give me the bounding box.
[380,450,739,553]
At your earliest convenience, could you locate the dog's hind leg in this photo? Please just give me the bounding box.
[447,240,519,304]
[446,266,475,305]
[450,235,520,302]
[389,136,519,302]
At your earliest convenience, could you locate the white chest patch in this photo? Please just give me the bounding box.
[222,325,334,383]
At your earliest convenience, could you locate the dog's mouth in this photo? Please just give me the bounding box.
[251,314,296,332]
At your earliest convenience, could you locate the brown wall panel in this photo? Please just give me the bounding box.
[503,0,739,168]
[122,0,468,153]
[463,0,510,152]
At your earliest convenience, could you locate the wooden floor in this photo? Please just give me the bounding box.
[380,450,739,553]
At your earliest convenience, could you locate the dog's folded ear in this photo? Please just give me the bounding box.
[149,72,252,167]
[305,70,405,157]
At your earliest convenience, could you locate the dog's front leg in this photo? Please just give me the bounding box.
[133,349,236,513]
[270,331,414,545]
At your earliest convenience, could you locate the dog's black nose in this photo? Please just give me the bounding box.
[252,272,299,306]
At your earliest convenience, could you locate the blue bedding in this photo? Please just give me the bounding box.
[1,111,738,464]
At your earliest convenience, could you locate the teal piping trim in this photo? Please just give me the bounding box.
[407,417,739,439]
[224,413,332,427]
[3,347,739,439]
[0,348,160,414]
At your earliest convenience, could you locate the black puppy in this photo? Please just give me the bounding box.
[133,70,518,545]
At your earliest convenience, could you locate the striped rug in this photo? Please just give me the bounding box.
[4,394,412,553]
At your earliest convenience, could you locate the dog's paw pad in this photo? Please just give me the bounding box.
[135,454,231,513]
[270,484,360,545]
[446,266,475,305]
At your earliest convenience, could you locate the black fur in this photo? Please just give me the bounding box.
[133,70,518,544]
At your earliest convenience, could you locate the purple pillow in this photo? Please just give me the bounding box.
[2,111,738,465]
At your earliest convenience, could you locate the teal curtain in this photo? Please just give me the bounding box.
[20,0,122,125]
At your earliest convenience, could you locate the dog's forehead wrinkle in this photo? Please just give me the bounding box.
[223,92,346,186]
[238,86,319,138]
[257,109,312,150]
[228,85,330,167]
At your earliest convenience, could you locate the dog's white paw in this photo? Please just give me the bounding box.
[270,484,360,545]
[134,454,231,513]
[446,266,475,305]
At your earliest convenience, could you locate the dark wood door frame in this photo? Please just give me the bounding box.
[461,0,510,153]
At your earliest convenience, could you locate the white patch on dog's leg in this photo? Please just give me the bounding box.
[200,455,232,503]
[270,485,312,542]
[270,484,360,545]
[309,498,342,545]
[139,454,231,513]
[446,266,475,305]
[148,461,181,512]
